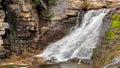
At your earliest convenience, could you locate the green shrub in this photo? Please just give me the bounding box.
[111,21,120,28]
[111,14,120,28]
[106,30,115,40]
[112,14,120,21]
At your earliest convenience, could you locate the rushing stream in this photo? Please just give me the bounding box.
[36,9,110,63]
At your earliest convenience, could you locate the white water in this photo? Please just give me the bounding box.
[104,56,120,68]
[36,9,110,62]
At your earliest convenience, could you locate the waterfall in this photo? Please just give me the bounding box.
[36,9,110,62]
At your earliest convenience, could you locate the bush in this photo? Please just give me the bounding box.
[106,30,115,40]
[112,14,120,21]
[111,14,120,28]
[112,21,120,28]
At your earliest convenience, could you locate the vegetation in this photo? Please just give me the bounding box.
[32,0,56,20]
[32,0,41,6]
[106,14,120,40]
[41,9,55,20]
[93,13,120,68]
[0,0,2,9]
[111,14,120,28]
[106,30,115,40]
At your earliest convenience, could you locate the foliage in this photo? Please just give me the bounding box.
[41,9,55,20]
[32,0,41,6]
[106,30,115,40]
[48,0,57,6]
[112,21,120,28]
[112,14,120,21]
[111,14,120,28]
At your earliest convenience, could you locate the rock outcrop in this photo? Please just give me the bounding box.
[0,10,10,58]
[49,0,120,21]
[0,10,9,48]
[5,0,39,47]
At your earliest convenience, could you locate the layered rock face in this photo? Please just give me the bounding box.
[0,11,9,48]
[5,0,39,47]
[50,0,120,21]
[0,10,10,58]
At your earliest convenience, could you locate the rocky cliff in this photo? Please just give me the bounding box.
[0,0,119,68]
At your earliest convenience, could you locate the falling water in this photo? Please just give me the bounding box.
[103,56,120,68]
[36,9,110,62]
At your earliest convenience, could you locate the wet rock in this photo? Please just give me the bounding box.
[68,58,80,62]
[81,59,93,65]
